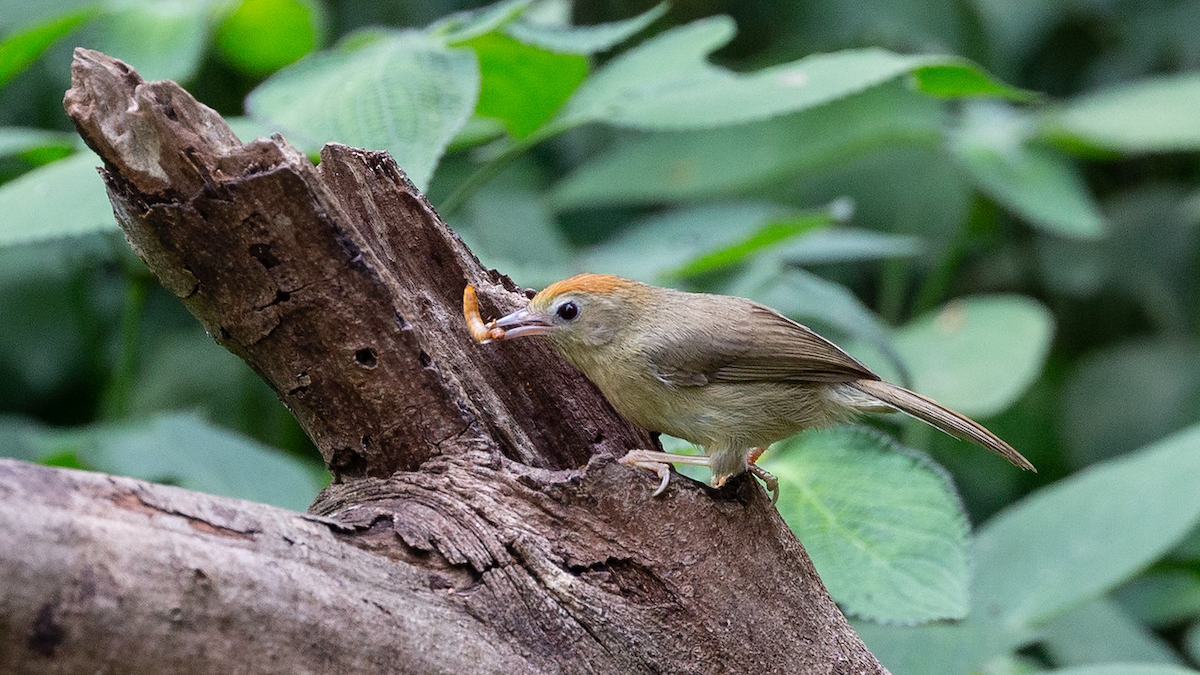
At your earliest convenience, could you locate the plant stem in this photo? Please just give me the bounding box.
[914,196,994,316]
[877,259,910,325]
[100,271,150,419]
[912,229,966,316]
[437,123,565,217]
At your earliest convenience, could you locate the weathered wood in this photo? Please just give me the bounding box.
[0,48,891,674]
[63,47,652,480]
[1,454,884,674]
[0,459,531,675]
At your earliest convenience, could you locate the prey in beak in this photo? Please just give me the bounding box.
[463,285,551,344]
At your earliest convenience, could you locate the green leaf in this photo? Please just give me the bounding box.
[1114,569,1200,628]
[1034,187,1199,323]
[0,236,113,401]
[1104,188,1200,333]
[83,0,213,83]
[0,152,117,246]
[951,102,1104,239]
[970,0,1067,73]
[859,425,1200,674]
[552,82,945,208]
[1186,622,1200,666]
[855,612,1013,675]
[1045,666,1200,675]
[0,8,95,88]
[504,2,666,54]
[911,62,1036,101]
[222,116,279,143]
[0,126,76,161]
[668,209,838,278]
[555,17,1028,130]
[246,31,480,189]
[979,654,1047,675]
[578,201,794,283]
[1040,598,1183,667]
[446,115,506,151]
[427,0,532,44]
[1174,526,1200,561]
[124,329,282,439]
[0,413,324,510]
[466,32,587,137]
[1061,341,1200,467]
[974,423,1200,628]
[767,426,970,623]
[775,227,923,265]
[621,202,914,283]
[961,144,1101,239]
[86,413,323,510]
[789,143,972,247]
[1042,74,1200,154]
[0,0,96,35]
[880,295,1055,418]
[0,415,50,462]
[215,0,324,76]
[1033,232,1108,298]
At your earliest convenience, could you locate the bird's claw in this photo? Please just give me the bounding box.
[651,465,670,496]
[619,450,672,497]
[748,465,780,505]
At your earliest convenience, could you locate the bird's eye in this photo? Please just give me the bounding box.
[556,301,579,321]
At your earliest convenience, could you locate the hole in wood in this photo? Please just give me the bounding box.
[248,242,279,269]
[330,447,367,476]
[354,348,378,368]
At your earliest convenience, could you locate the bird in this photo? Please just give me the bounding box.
[480,273,1034,501]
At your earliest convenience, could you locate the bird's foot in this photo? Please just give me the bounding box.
[618,449,713,497]
[748,465,780,505]
[618,451,671,496]
[744,446,779,504]
[617,448,778,503]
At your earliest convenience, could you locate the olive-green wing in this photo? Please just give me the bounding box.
[644,301,879,386]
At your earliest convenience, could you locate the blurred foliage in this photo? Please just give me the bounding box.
[2,0,1200,672]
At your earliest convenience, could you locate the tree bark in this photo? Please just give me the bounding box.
[0,49,888,674]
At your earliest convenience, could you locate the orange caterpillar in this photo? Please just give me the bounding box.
[463,285,505,343]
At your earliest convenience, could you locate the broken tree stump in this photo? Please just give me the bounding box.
[0,49,888,675]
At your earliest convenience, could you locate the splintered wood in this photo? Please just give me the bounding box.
[463,285,505,343]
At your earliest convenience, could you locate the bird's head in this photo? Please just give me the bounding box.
[491,274,649,355]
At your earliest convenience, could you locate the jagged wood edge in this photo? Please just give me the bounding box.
[0,48,896,675]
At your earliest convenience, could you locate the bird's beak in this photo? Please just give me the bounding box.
[491,308,553,340]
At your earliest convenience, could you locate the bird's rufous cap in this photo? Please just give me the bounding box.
[530,273,639,309]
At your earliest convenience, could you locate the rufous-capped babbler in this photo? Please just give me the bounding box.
[482,273,1034,502]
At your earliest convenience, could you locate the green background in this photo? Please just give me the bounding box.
[2,1,1200,673]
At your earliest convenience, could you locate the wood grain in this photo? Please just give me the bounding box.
[0,48,889,674]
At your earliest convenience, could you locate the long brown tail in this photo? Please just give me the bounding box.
[848,379,1036,472]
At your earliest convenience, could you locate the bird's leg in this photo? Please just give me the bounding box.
[745,446,779,505]
[618,449,712,497]
[748,465,780,505]
[619,447,779,504]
